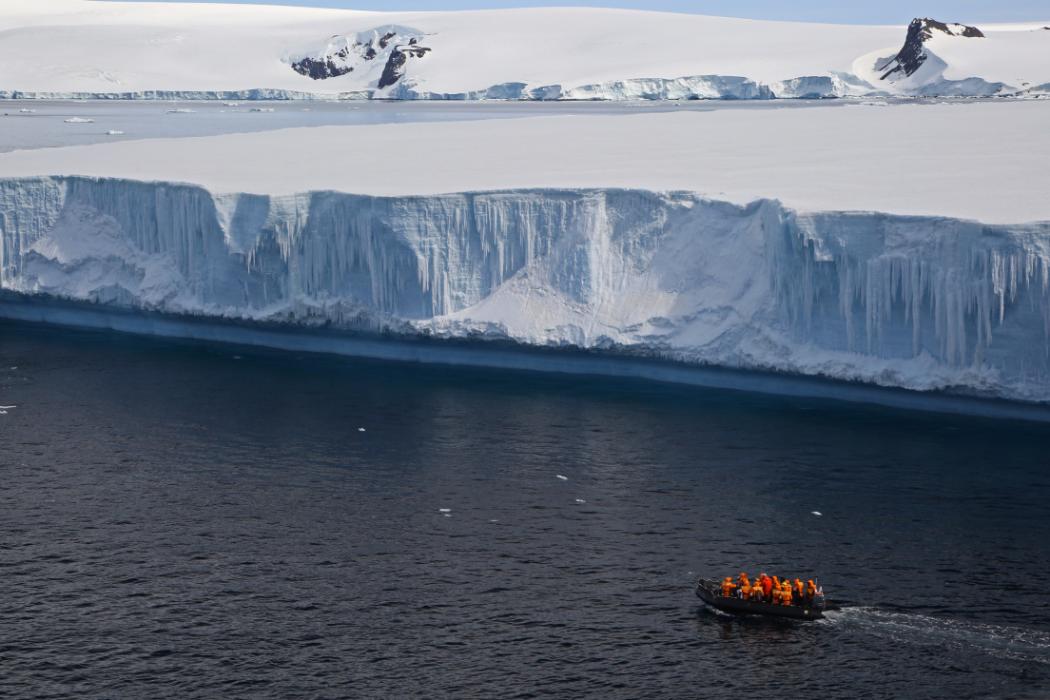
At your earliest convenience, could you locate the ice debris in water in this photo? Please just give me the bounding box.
[105,130,124,135]
[63,117,93,123]
[556,475,569,481]
[811,511,823,516]
[358,427,366,432]
[438,508,451,513]
[18,108,34,113]
[575,498,586,503]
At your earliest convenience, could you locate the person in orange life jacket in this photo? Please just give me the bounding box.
[780,580,793,606]
[721,577,736,597]
[760,574,773,602]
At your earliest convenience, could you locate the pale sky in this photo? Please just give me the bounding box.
[116,0,1050,24]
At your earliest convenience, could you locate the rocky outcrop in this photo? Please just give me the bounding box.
[878,18,984,80]
[290,27,431,88]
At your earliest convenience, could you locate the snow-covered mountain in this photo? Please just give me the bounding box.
[0,0,1047,100]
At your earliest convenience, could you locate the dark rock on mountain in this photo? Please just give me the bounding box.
[378,44,430,89]
[290,28,430,86]
[878,17,984,80]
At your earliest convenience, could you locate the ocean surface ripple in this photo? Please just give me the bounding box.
[2,322,1048,699]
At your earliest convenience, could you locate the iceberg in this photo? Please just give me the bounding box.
[2,176,1049,404]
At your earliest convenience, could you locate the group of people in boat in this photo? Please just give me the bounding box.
[720,572,822,606]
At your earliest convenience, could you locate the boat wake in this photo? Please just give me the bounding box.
[822,607,1050,666]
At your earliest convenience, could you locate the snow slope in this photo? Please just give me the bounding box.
[0,1,1047,99]
[1,103,1049,403]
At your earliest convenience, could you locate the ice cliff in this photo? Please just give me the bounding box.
[2,176,1049,402]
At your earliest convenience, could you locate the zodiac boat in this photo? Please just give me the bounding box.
[696,577,826,620]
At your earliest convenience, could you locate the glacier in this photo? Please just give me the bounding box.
[2,176,1050,403]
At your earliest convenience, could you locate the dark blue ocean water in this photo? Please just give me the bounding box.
[2,321,1049,699]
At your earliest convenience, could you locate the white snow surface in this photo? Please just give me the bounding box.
[0,1,1047,99]
[0,103,1046,224]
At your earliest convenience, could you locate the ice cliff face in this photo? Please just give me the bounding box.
[2,176,1049,402]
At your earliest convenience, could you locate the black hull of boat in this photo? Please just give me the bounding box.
[696,579,824,620]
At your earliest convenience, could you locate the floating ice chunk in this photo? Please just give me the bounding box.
[438,508,451,513]
[18,108,34,113]
[442,513,451,518]
[105,130,124,135]
[0,406,16,409]
[489,519,499,523]
[556,474,568,481]
[249,107,275,113]
[63,117,93,123]
[358,427,366,432]
[223,102,240,107]
[811,511,823,516]
[575,498,586,503]
[167,108,194,113]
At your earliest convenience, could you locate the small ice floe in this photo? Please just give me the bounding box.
[249,107,275,113]
[223,102,241,107]
[357,427,366,432]
[18,108,35,113]
[167,108,194,113]
[438,508,451,513]
[232,355,242,360]
[105,130,124,136]
[811,511,823,517]
[64,117,94,123]
[556,474,568,481]
[0,405,15,415]
[489,519,499,523]
[574,498,586,504]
